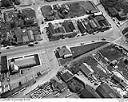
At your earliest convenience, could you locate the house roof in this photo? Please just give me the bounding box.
[14,28,23,43]
[107,7,118,17]
[51,80,66,91]
[62,21,73,33]
[48,23,55,35]
[60,71,73,82]
[67,77,85,93]
[58,46,72,58]
[80,84,100,98]
[96,83,121,98]
[77,20,86,33]
[111,74,127,88]
[80,63,94,76]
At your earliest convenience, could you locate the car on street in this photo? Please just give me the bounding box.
[28,42,34,47]
[122,27,128,35]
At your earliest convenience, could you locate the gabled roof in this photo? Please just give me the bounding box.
[80,84,100,98]
[80,63,94,76]
[96,83,121,98]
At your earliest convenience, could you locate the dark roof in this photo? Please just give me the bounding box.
[122,27,128,34]
[1,56,8,73]
[62,20,75,33]
[80,85,100,98]
[51,79,66,91]
[107,65,114,72]
[77,20,86,33]
[70,42,108,58]
[34,54,40,65]
[111,75,127,88]
[60,71,73,82]
[96,83,121,98]
[111,75,121,83]
[67,77,85,93]
[107,7,118,17]
[48,23,55,35]
[62,21,72,33]
[54,27,65,34]
[80,89,96,98]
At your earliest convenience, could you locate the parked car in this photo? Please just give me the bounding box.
[122,27,128,35]
[28,42,34,47]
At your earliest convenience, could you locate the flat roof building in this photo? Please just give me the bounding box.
[9,54,40,71]
[1,56,8,73]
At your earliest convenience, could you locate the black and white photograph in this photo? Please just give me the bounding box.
[1,0,128,100]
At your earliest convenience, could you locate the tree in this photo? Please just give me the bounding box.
[13,0,20,5]
[100,0,118,7]
[10,21,16,28]
[1,0,13,8]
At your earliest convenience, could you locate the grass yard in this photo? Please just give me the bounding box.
[99,45,123,61]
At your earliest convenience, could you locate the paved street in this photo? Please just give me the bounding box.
[1,29,120,56]
[1,0,126,97]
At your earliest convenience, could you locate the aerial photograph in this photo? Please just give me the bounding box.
[1,0,128,99]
